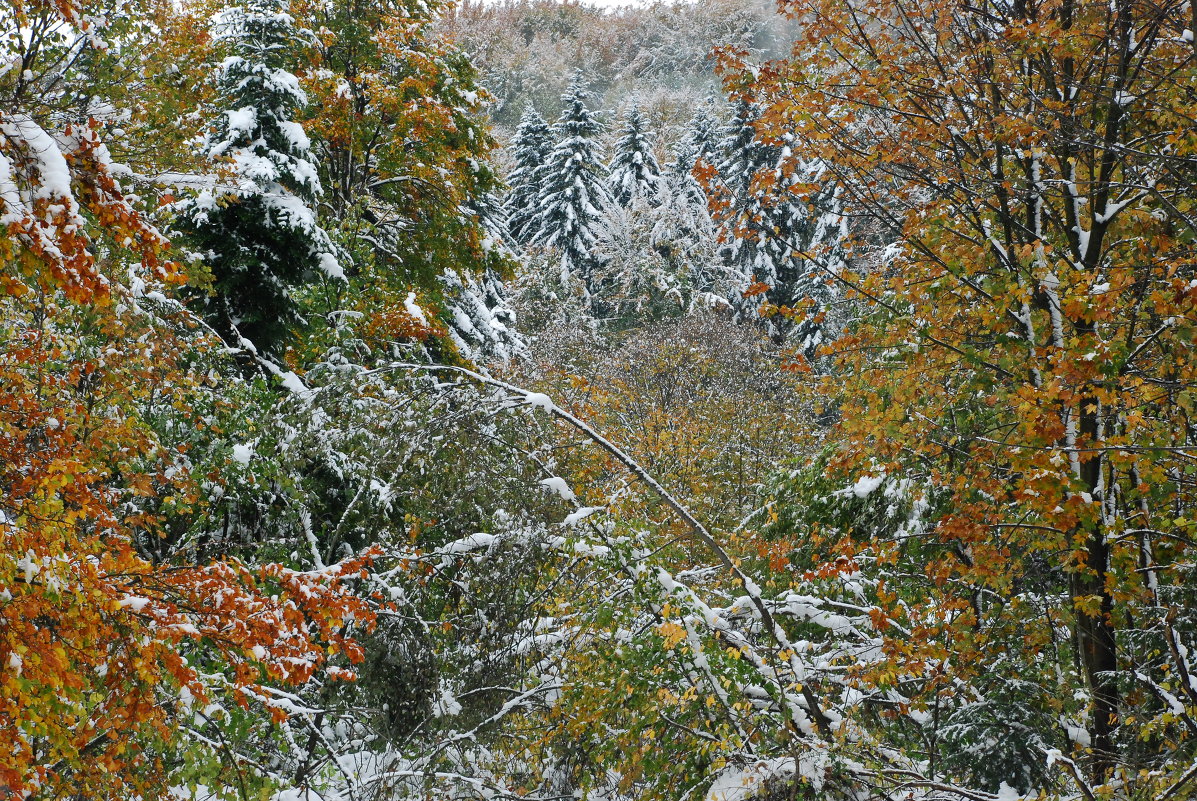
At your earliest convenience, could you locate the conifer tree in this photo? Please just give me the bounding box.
[715,100,841,351]
[671,101,721,205]
[174,0,341,358]
[506,107,553,245]
[532,74,611,288]
[607,104,662,207]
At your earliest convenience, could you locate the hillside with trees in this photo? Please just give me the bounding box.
[2,0,1197,800]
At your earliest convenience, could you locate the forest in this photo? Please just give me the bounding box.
[1,0,1196,799]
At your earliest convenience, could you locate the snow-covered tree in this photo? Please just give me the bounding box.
[592,197,687,326]
[715,100,842,351]
[506,107,554,245]
[173,0,342,358]
[592,180,730,328]
[443,187,526,363]
[671,101,722,205]
[607,104,662,207]
[532,74,611,288]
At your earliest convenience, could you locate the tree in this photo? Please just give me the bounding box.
[173,0,342,359]
[0,3,372,796]
[607,104,663,207]
[591,180,726,326]
[671,101,722,207]
[532,73,611,290]
[725,0,1197,791]
[709,99,843,351]
[294,0,514,361]
[506,106,554,245]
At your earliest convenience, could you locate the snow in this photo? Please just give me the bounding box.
[523,392,556,413]
[274,790,328,801]
[318,251,345,280]
[14,550,40,584]
[481,0,660,6]
[433,687,463,717]
[539,476,576,501]
[278,120,311,152]
[441,532,497,554]
[852,475,884,497]
[404,292,429,326]
[1,114,78,211]
[231,443,255,465]
[563,506,602,526]
[836,474,885,498]
[1064,723,1091,747]
[223,107,257,141]
[996,782,1022,801]
[705,758,796,801]
[119,596,152,612]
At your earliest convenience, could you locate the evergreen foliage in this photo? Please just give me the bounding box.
[532,74,611,288]
[716,100,842,351]
[9,1,1197,800]
[671,101,722,205]
[506,107,554,244]
[173,0,341,358]
[607,104,662,207]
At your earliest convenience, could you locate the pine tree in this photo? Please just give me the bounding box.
[607,104,662,207]
[532,74,611,288]
[174,0,341,358]
[656,102,728,302]
[447,188,525,362]
[506,107,553,245]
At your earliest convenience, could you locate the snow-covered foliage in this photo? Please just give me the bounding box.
[607,104,663,207]
[440,0,790,129]
[672,101,723,205]
[714,101,845,350]
[531,74,612,289]
[172,0,342,357]
[12,1,1197,801]
[590,183,727,326]
[441,266,526,363]
[506,107,554,244]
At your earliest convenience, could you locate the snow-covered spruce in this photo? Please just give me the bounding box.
[671,100,722,206]
[505,106,554,245]
[715,100,844,353]
[171,0,343,358]
[607,103,663,207]
[530,73,612,292]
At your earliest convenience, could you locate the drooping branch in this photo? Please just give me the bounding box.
[370,361,836,740]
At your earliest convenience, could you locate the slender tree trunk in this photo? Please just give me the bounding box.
[1073,384,1119,779]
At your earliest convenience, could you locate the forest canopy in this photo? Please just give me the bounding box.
[2,0,1196,800]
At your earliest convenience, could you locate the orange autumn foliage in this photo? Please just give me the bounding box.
[0,3,374,795]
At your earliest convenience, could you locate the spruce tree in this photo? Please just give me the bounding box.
[607,104,662,207]
[716,100,841,352]
[671,101,721,206]
[505,107,553,245]
[532,74,611,288]
[174,0,341,358]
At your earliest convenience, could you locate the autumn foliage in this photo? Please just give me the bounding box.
[716,0,1197,791]
[0,1,374,795]
[6,0,1197,798]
